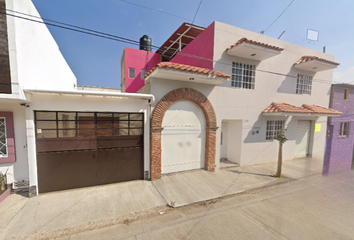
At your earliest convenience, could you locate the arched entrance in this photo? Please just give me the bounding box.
[161,100,205,174]
[151,88,217,180]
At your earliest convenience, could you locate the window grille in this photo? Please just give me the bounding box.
[0,118,7,157]
[231,62,256,89]
[296,74,312,95]
[266,120,285,140]
[129,68,135,78]
[35,111,144,138]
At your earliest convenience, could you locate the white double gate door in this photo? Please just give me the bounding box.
[161,100,205,174]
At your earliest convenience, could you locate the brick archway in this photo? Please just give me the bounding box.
[150,88,217,180]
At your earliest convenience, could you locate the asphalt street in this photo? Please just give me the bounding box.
[57,170,354,240]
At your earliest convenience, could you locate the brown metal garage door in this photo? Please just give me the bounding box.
[35,111,144,193]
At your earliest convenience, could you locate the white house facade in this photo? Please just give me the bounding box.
[0,0,154,197]
[130,21,341,179]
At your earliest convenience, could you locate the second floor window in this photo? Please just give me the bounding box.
[141,69,147,80]
[296,74,312,95]
[129,68,135,79]
[339,122,349,137]
[231,62,256,89]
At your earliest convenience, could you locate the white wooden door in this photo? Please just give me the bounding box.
[295,120,311,158]
[161,100,205,174]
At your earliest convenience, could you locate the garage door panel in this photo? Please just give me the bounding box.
[96,147,143,185]
[97,136,143,149]
[35,111,144,193]
[37,151,96,193]
[295,120,311,158]
[36,137,96,152]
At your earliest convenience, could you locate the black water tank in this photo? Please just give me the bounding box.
[140,35,152,52]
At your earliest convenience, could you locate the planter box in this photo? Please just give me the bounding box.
[0,189,10,203]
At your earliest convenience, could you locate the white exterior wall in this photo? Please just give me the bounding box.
[212,22,333,166]
[0,101,29,183]
[224,120,242,164]
[1,0,76,101]
[149,21,335,169]
[25,93,150,194]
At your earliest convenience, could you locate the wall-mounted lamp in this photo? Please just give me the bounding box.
[20,103,29,107]
[312,67,317,69]
[189,78,195,81]
[251,53,256,57]
[252,130,259,135]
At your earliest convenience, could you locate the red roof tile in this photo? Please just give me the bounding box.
[294,56,340,66]
[227,38,284,52]
[263,102,341,115]
[302,104,342,115]
[263,102,312,114]
[145,62,230,79]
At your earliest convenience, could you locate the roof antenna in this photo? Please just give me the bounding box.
[278,30,285,39]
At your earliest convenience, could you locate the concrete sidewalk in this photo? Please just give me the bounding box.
[0,181,167,240]
[153,157,323,207]
[0,157,324,239]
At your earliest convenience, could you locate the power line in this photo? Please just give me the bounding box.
[118,0,192,22]
[0,8,343,85]
[0,11,142,47]
[2,8,143,46]
[192,0,203,24]
[263,0,295,34]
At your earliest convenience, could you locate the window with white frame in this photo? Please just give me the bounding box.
[266,120,285,140]
[339,122,349,137]
[141,69,147,80]
[296,74,312,95]
[128,68,135,79]
[231,62,256,89]
[0,118,8,157]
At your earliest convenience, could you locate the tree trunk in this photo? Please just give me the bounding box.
[275,140,283,177]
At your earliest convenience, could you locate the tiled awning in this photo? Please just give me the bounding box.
[294,56,340,72]
[226,38,284,61]
[262,102,341,116]
[144,62,230,85]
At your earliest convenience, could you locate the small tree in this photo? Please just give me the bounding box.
[273,128,287,178]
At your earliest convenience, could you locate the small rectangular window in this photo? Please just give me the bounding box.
[141,69,147,80]
[128,68,135,79]
[339,122,349,137]
[231,62,256,89]
[344,89,349,100]
[266,120,285,140]
[0,118,8,157]
[296,74,312,95]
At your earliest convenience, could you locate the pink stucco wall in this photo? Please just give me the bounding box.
[0,189,10,203]
[170,22,215,69]
[124,48,160,93]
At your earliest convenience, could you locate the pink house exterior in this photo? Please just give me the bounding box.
[170,22,214,70]
[121,48,160,93]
